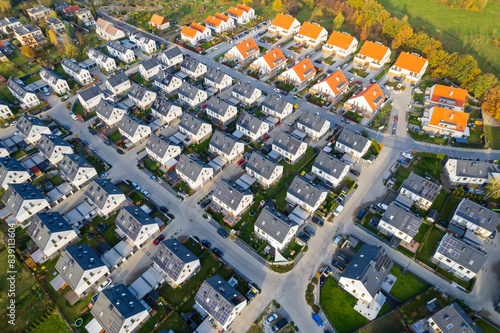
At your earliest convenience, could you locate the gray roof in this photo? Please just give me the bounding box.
[128,82,154,102]
[118,115,148,137]
[209,131,241,156]
[451,159,490,179]
[78,85,103,102]
[95,99,125,120]
[179,113,209,136]
[61,57,86,75]
[151,96,178,116]
[287,176,327,208]
[27,5,49,15]
[436,233,487,274]
[27,212,73,251]
[381,203,423,237]
[313,152,348,180]
[297,111,329,132]
[107,40,130,55]
[59,154,94,181]
[206,96,233,117]
[336,128,370,153]
[162,46,182,60]
[213,179,251,211]
[152,239,198,280]
[272,132,304,155]
[106,71,129,89]
[246,152,281,180]
[255,206,297,244]
[40,67,64,85]
[7,78,29,99]
[262,94,291,114]
[130,32,154,45]
[46,17,62,26]
[116,206,156,241]
[233,81,258,99]
[88,47,113,63]
[454,198,499,233]
[176,155,210,182]
[85,179,124,210]
[17,115,48,135]
[0,157,28,184]
[13,24,42,35]
[91,284,147,333]
[237,112,265,135]
[401,172,442,203]
[3,183,45,214]
[0,17,20,27]
[341,245,393,298]
[154,71,177,88]
[194,275,246,326]
[178,81,202,100]
[181,57,203,72]
[429,302,483,333]
[205,67,230,85]
[146,134,180,159]
[141,56,161,71]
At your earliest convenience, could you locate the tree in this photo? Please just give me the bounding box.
[360,24,367,41]
[65,22,75,39]
[391,24,413,49]
[0,0,11,13]
[303,0,315,8]
[272,0,283,11]
[483,86,500,121]
[484,174,500,199]
[21,45,36,58]
[315,7,323,19]
[242,0,253,6]
[48,29,59,47]
[285,0,301,14]
[348,0,364,10]
[467,73,498,98]
[334,13,344,28]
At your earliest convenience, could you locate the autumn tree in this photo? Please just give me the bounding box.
[485,174,500,199]
[242,0,253,6]
[315,7,323,19]
[334,13,344,28]
[65,22,75,39]
[360,24,367,41]
[303,0,315,8]
[0,0,11,13]
[285,0,301,14]
[272,0,283,11]
[21,45,36,58]
[483,86,500,121]
[391,24,413,49]
[48,29,59,47]
[348,0,364,11]
[467,73,498,98]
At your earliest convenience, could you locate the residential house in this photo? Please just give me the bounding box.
[161,46,183,67]
[88,47,117,73]
[0,142,9,157]
[180,22,211,45]
[354,41,391,71]
[45,17,65,35]
[37,134,74,165]
[180,57,207,79]
[225,38,260,65]
[107,41,136,64]
[95,18,126,40]
[2,183,50,224]
[261,94,293,119]
[151,97,182,124]
[297,111,330,140]
[178,81,208,108]
[59,154,97,188]
[149,14,170,30]
[309,70,349,102]
[213,179,253,216]
[118,115,152,144]
[130,32,157,54]
[272,132,307,164]
[399,172,442,210]
[205,13,235,33]
[27,212,78,258]
[0,17,22,34]
[128,83,156,109]
[116,206,160,247]
[61,58,92,85]
[268,13,301,38]
[427,303,483,333]
[204,67,233,91]
[428,84,468,111]
[139,57,162,81]
[16,115,50,144]
[389,52,428,83]
[278,58,317,88]
[95,99,126,127]
[77,86,104,111]
[311,152,350,188]
[75,8,95,26]
[179,113,212,143]
[146,134,182,166]
[205,96,238,125]
[227,4,255,25]
[7,79,41,109]
[378,203,423,244]
[176,154,214,190]
[254,206,298,251]
[105,71,131,96]
[322,31,358,58]
[40,68,70,95]
[444,159,491,186]
[27,5,51,20]
[450,198,499,238]
[294,21,328,48]
[152,239,201,287]
[344,83,385,116]
[0,157,30,189]
[236,112,269,141]
[153,71,182,94]
[13,25,46,46]
[62,5,80,15]
[286,175,328,213]
[246,152,283,188]
[0,101,14,119]
[85,179,127,216]
[421,106,470,138]
[209,130,244,161]
[431,233,487,281]
[232,81,262,105]
[250,47,287,77]
[335,128,371,161]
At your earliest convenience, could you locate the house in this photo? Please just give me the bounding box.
[254,206,298,251]
[246,152,284,188]
[297,111,330,140]
[427,303,483,333]
[40,68,70,95]
[354,41,391,71]
[139,57,162,81]
[250,48,287,76]
[261,94,293,119]
[59,154,97,188]
[45,17,65,35]
[149,14,170,30]
[272,132,307,164]
[85,179,127,216]
[75,8,95,26]
[62,5,80,15]
[268,13,301,38]
[118,115,152,144]
[225,38,260,65]
[227,4,255,25]
[16,115,50,144]
[152,239,201,287]
[91,284,150,333]
[389,52,428,83]
[153,71,182,94]
[399,172,442,210]
[232,81,262,105]
[339,245,393,305]
[344,83,385,115]
[179,113,212,143]
[7,79,41,109]
[294,22,328,48]
[27,5,51,20]
[213,179,253,216]
[2,183,50,224]
[431,233,487,281]
[322,31,358,58]
[209,130,244,161]
[176,154,214,190]
[450,198,499,238]
[146,134,182,166]
[95,18,126,40]
[107,41,136,64]
[151,97,182,124]
[236,112,269,141]
[335,129,371,161]
[105,71,131,96]
[116,206,160,247]
[55,245,109,297]
[0,157,30,189]
[178,81,208,108]
[180,22,211,45]
[206,13,235,33]
[161,46,183,67]
[61,58,92,85]
[286,175,328,213]
[428,84,468,111]
[27,212,78,258]
[0,101,14,119]
[0,17,22,34]
[0,142,9,157]
[95,99,126,127]
[37,134,74,165]
[180,57,207,79]
[88,47,116,73]
[13,25,47,46]
[378,203,423,244]
[204,67,233,91]
[444,159,491,186]
[311,152,350,188]
[421,106,470,138]
[205,96,238,125]
[128,83,156,109]
[309,70,349,102]
[130,32,157,54]
[77,86,104,111]
[278,58,317,87]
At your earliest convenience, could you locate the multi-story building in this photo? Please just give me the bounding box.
[58,154,98,188]
[421,106,470,138]
[428,84,468,111]
[254,206,298,251]
[16,115,50,144]
[40,68,70,95]
[151,97,183,124]
[246,152,283,188]
[116,206,160,247]
[427,303,483,333]
[179,113,212,143]
[37,134,74,165]
[178,82,208,108]
[213,179,254,217]
[286,175,328,213]
[236,111,269,141]
[13,25,46,46]
[209,130,244,161]
[139,57,162,81]
[75,8,95,26]
[378,203,423,244]
[205,96,238,125]
[227,4,255,25]
[105,71,131,96]
[444,159,491,186]
[27,5,51,20]
[0,17,22,34]
[175,154,214,190]
[335,128,371,161]
[161,46,183,67]
[450,198,499,238]
[250,48,287,77]
[0,157,30,189]
[309,70,349,102]
[107,41,136,64]
[225,37,260,65]
[205,13,235,33]
[153,71,183,94]
[130,32,157,54]
[149,14,170,30]
[7,79,41,109]
[87,47,117,73]
[204,67,233,91]
[353,41,391,71]
[322,31,358,58]
[278,58,317,88]
[388,52,428,84]
[61,58,92,85]
[268,13,301,38]
[86,179,126,216]
[77,85,104,111]
[272,132,307,164]
[294,21,328,48]
[398,172,442,210]
[118,115,152,144]
[95,99,126,127]
[145,134,182,166]
[261,94,293,119]
[180,22,211,45]
[311,152,350,188]
[45,17,65,35]
[95,18,126,40]
[180,57,207,79]
[232,81,261,105]
[296,111,330,140]
[128,83,156,109]
[2,183,50,225]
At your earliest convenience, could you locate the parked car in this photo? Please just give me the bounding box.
[217,228,229,239]
[98,278,112,292]
[153,234,165,245]
[304,226,315,237]
[43,87,50,96]
[62,124,70,131]
[149,174,158,181]
[262,134,270,142]
[331,260,345,271]
[90,147,97,154]
[212,247,224,258]
[201,239,211,248]
[312,314,324,327]
[394,115,398,122]
[9,121,17,126]
[333,236,343,246]
[104,140,112,146]
[89,128,97,135]
[297,232,310,243]
[272,318,288,332]
[159,206,169,214]
[140,189,151,197]
[237,158,245,166]
[71,114,78,120]
[312,215,324,227]
[356,208,367,221]
[266,313,279,325]
[131,182,140,190]
[350,169,360,176]
[336,253,350,263]
[201,199,212,208]
[314,59,322,64]
[401,152,413,159]
[99,172,107,178]
[333,204,344,217]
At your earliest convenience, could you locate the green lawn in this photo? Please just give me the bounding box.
[393,153,444,189]
[282,240,303,260]
[413,223,431,243]
[416,227,445,268]
[389,266,428,302]
[475,319,500,333]
[484,126,500,149]
[31,313,71,333]
[49,174,65,186]
[73,101,96,121]
[25,74,41,84]
[429,189,448,212]
[364,311,406,333]
[108,129,122,142]
[438,196,462,224]
[153,311,188,333]
[408,129,449,146]
[399,289,450,324]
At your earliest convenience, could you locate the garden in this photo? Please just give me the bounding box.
[369,103,392,132]
[407,129,449,146]
[388,265,429,302]
[399,289,450,324]
[392,152,445,189]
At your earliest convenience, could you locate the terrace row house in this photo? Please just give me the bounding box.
[204,67,233,91]
[40,67,70,95]
[227,4,255,25]
[95,99,126,127]
[250,47,287,77]
[354,40,391,71]
[151,97,183,124]
[236,111,269,141]
[16,115,50,144]
[146,134,182,166]
[180,22,211,45]
[154,71,183,94]
[107,40,136,64]
[37,134,74,165]
[245,152,284,188]
[149,14,170,30]
[179,113,213,144]
[85,179,127,217]
[87,47,117,73]
[58,153,98,188]
[161,46,184,67]
[209,130,244,162]
[118,115,152,145]
[268,13,301,38]
[7,79,41,109]
[322,31,358,58]
[225,37,260,65]
[205,13,235,33]
[61,58,92,85]
[272,132,307,165]
[175,154,214,190]
[205,96,238,125]
[95,18,126,40]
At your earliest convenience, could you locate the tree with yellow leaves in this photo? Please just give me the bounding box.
[272,0,283,11]
[483,86,500,121]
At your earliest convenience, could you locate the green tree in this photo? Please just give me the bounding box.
[65,22,75,39]
[467,73,498,98]
[485,175,500,199]
[272,0,283,11]
[348,0,364,10]
[483,86,500,121]
[303,0,315,9]
[333,13,344,28]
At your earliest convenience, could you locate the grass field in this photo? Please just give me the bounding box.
[31,313,71,333]
[389,266,428,302]
[363,311,406,333]
[399,289,450,324]
[484,126,500,149]
[475,319,500,333]
[416,227,445,268]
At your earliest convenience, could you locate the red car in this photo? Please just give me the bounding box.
[153,234,165,245]
[201,103,207,109]
[355,80,362,85]
[262,134,270,142]
[276,121,281,125]
[394,115,398,122]
[237,158,245,166]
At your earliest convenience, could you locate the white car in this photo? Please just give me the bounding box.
[131,182,141,190]
[266,313,278,325]
[401,152,413,159]
[90,147,97,154]
[98,278,112,292]
[274,88,280,93]
[141,189,151,198]
[9,121,17,127]
[71,114,78,121]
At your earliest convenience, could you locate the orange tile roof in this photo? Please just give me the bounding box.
[393,52,427,74]
[206,15,223,28]
[350,83,385,111]
[319,70,348,95]
[262,48,286,70]
[272,13,297,30]
[297,22,325,40]
[290,58,316,82]
[236,4,252,12]
[64,5,80,14]
[357,41,390,61]
[181,23,206,37]
[326,31,356,50]
[429,106,469,133]
[191,23,206,33]
[228,6,244,17]
[430,84,468,106]
[235,38,259,58]
[149,14,169,26]
[215,13,230,22]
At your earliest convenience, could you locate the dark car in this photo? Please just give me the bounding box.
[312,215,324,227]
[63,124,70,131]
[82,140,89,146]
[159,206,169,214]
[331,260,345,271]
[201,239,211,248]
[304,227,315,237]
[104,140,112,146]
[297,232,310,243]
[201,199,212,208]
[153,234,165,245]
[314,59,322,64]
[356,208,367,221]
[350,169,360,176]
[272,318,288,332]
[89,128,97,135]
[212,247,224,258]
[217,228,229,239]
[313,147,319,153]
[336,253,350,264]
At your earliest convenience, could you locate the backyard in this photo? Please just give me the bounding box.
[393,153,445,189]
[408,129,449,145]
[416,227,446,268]
[362,311,406,333]
[484,125,500,149]
[370,103,392,132]
[388,266,428,302]
[399,289,450,324]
